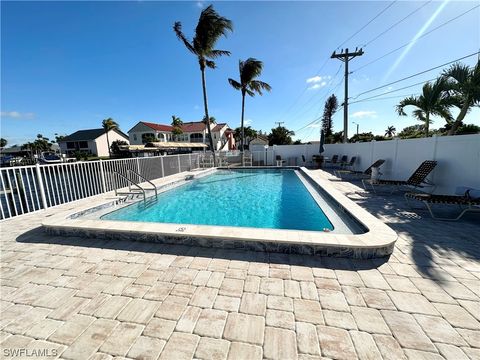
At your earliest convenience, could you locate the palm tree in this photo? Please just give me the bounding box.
[385,126,396,137]
[102,118,118,157]
[442,60,480,135]
[228,58,271,165]
[171,115,183,139]
[174,5,233,162]
[0,138,7,148]
[396,78,454,137]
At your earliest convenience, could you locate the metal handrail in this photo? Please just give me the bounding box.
[112,172,146,203]
[126,169,158,199]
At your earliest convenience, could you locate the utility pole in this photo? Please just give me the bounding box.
[275,121,284,128]
[331,47,364,143]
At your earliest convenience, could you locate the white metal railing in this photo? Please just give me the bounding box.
[0,153,200,220]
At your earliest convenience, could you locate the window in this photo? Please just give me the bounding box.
[190,133,203,143]
[133,134,137,141]
[66,142,75,149]
[79,141,88,148]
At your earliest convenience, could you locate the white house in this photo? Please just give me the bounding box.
[127,121,235,151]
[58,128,129,157]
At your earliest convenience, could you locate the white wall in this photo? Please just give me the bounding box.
[252,134,480,194]
[95,131,130,157]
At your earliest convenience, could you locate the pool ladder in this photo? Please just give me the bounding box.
[112,170,158,204]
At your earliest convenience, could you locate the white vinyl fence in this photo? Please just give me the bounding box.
[0,154,200,220]
[251,134,480,194]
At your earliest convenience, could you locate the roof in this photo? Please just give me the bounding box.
[135,121,229,134]
[145,142,208,149]
[141,122,174,132]
[61,128,128,142]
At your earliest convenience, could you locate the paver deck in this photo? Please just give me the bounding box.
[0,170,479,359]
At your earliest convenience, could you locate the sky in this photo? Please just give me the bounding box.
[1,0,479,145]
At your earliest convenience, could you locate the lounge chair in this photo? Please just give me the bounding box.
[405,190,480,221]
[275,155,286,167]
[334,156,357,176]
[362,160,437,193]
[334,159,384,179]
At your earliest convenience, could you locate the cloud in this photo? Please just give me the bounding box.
[196,1,205,8]
[245,119,253,126]
[193,105,200,110]
[351,111,377,119]
[306,75,331,84]
[0,111,35,119]
[306,75,331,90]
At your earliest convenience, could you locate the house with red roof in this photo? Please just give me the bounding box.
[127,121,235,151]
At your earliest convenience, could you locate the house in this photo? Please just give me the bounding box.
[249,135,269,146]
[127,121,235,151]
[58,128,129,157]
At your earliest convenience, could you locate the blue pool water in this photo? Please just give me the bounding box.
[101,169,334,231]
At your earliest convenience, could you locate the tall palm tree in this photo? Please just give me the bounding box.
[385,126,396,137]
[228,58,271,165]
[442,60,480,135]
[102,118,118,158]
[174,5,233,162]
[396,78,454,137]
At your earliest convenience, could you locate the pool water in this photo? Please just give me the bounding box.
[101,169,334,231]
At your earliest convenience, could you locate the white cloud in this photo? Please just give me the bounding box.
[307,81,327,90]
[306,75,322,84]
[351,110,377,119]
[245,119,253,126]
[196,1,205,8]
[0,111,35,119]
[193,105,200,110]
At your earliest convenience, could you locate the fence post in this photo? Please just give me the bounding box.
[35,164,48,210]
[99,159,107,193]
[136,157,141,176]
[189,153,192,171]
[161,157,165,178]
[177,155,181,173]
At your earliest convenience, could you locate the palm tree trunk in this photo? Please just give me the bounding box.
[447,102,470,136]
[106,130,111,158]
[425,113,430,138]
[200,66,216,164]
[240,92,245,166]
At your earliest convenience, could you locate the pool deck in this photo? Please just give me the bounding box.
[1,169,479,359]
[41,168,398,259]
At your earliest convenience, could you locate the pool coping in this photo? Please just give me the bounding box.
[42,167,398,259]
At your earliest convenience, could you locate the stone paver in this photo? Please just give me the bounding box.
[316,325,357,360]
[263,327,298,359]
[223,313,265,345]
[1,173,479,360]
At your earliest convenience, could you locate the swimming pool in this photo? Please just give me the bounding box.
[102,169,335,232]
[43,167,398,258]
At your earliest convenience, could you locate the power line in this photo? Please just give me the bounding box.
[351,77,436,103]
[337,1,398,50]
[350,92,421,105]
[352,4,480,73]
[351,51,479,99]
[362,0,433,47]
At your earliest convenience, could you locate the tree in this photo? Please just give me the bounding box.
[54,133,66,143]
[349,132,374,143]
[202,115,216,124]
[110,140,129,158]
[385,125,396,137]
[228,58,271,164]
[442,60,480,135]
[171,115,184,138]
[233,126,257,147]
[102,118,118,158]
[0,138,7,148]
[174,5,233,160]
[21,134,53,157]
[396,78,454,137]
[397,124,425,139]
[142,134,156,144]
[327,131,343,144]
[321,94,338,137]
[293,139,303,145]
[268,126,295,145]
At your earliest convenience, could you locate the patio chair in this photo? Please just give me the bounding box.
[362,160,437,193]
[334,159,384,179]
[405,189,480,221]
[275,155,286,167]
[334,156,356,175]
[325,155,339,167]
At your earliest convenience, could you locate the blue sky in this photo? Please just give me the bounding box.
[1,0,479,145]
